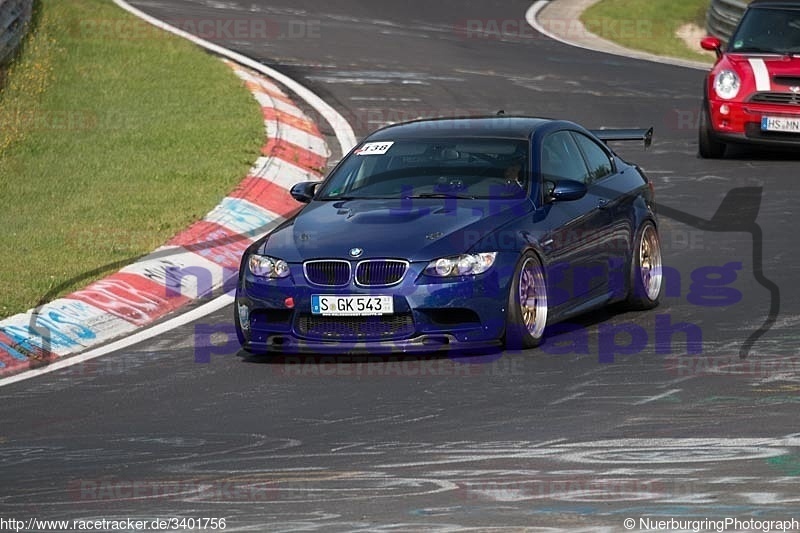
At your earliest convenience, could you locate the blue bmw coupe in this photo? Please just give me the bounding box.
[235,116,661,353]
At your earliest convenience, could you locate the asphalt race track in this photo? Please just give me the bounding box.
[2,1,800,530]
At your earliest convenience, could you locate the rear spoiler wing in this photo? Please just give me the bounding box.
[590,127,654,149]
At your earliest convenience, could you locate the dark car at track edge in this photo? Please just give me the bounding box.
[234,116,662,354]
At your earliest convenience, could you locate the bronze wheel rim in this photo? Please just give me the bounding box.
[518,257,548,338]
[640,225,663,301]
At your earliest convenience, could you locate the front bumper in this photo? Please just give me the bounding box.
[708,98,800,147]
[235,255,517,354]
[239,335,502,355]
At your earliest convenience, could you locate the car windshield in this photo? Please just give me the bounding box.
[316,138,530,200]
[728,7,800,54]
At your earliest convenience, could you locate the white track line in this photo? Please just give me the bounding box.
[0,295,233,387]
[0,2,357,388]
[634,389,682,405]
[526,0,708,72]
[548,392,586,405]
[112,0,356,157]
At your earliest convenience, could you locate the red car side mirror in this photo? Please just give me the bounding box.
[701,36,723,58]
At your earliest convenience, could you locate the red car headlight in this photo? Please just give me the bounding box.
[714,69,741,100]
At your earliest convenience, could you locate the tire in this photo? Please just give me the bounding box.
[233,289,249,349]
[624,221,663,310]
[505,251,548,350]
[698,104,726,159]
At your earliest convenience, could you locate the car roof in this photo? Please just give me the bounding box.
[749,0,800,8]
[364,116,558,141]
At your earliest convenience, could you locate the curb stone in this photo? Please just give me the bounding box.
[0,60,330,377]
[529,0,712,71]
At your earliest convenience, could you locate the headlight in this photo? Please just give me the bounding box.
[425,252,497,277]
[714,70,740,100]
[248,254,290,279]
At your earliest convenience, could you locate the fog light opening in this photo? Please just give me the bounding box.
[422,336,451,346]
[238,304,250,331]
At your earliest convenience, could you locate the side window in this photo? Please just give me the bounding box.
[541,131,590,184]
[572,133,614,183]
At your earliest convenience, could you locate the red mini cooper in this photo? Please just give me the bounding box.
[700,0,800,157]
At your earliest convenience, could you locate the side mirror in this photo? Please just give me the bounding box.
[550,180,588,202]
[290,181,318,203]
[700,36,722,59]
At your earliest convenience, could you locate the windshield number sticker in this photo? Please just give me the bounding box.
[355,142,394,156]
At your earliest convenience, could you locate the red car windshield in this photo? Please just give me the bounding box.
[729,7,800,55]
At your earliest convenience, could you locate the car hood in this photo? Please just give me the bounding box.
[260,198,533,262]
[726,54,800,81]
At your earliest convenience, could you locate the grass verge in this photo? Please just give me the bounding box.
[581,0,715,63]
[0,0,263,317]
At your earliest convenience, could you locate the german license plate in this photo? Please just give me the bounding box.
[311,295,393,316]
[761,116,800,133]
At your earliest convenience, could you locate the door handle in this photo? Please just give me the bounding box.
[597,199,610,209]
